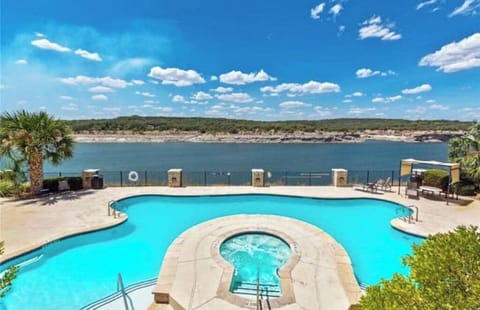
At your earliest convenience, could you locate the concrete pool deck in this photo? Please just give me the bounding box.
[1,186,479,309]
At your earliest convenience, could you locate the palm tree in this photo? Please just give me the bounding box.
[448,122,480,186]
[0,110,74,194]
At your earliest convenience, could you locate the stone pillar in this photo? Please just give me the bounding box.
[332,169,348,187]
[252,169,265,187]
[82,169,100,190]
[168,169,183,187]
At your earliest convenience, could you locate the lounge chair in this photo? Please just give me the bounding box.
[377,177,392,192]
[362,182,378,192]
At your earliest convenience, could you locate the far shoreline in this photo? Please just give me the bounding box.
[73,130,462,144]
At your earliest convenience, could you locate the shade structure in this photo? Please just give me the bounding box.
[399,158,461,204]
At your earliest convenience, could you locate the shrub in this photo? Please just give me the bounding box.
[423,169,449,190]
[0,180,15,197]
[42,176,83,192]
[454,182,476,196]
[42,177,60,192]
[66,177,83,190]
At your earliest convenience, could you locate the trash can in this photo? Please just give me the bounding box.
[91,174,104,189]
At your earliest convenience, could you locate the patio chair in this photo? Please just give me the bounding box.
[405,182,419,199]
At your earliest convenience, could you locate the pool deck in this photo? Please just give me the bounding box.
[1,186,479,309]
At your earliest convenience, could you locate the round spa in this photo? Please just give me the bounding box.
[220,232,292,298]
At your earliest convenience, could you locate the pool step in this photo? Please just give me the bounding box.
[231,281,281,298]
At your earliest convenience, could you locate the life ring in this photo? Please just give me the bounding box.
[128,171,139,182]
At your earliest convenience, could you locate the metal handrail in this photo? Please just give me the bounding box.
[256,268,260,310]
[108,200,115,216]
[117,273,129,310]
[408,205,419,222]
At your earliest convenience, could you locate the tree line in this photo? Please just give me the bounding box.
[66,116,474,133]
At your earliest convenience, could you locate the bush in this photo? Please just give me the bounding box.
[42,177,60,192]
[66,177,83,190]
[0,180,15,197]
[454,182,476,196]
[423,169,450,190]
[42,176,83,192]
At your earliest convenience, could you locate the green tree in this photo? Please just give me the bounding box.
[0,241,18,298]
[449,122,480,188]
[358,226,480,310]
[0,110,74,194]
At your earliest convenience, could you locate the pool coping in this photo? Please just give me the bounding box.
[152,214,362,309]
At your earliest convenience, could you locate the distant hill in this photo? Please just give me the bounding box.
[66,116,473,133]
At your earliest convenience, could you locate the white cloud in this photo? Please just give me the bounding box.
[261,80,340,94]
[103,107,121,112]
[449,0,480,17]
[192,91,212,100]
[216,92,254,103]
[219,69,276,85]
[372,95,402,103]
[430,104,449,110]
[59,95,74,100]
[338,25,346,36]
[359,16,402,41]
[89,86,115,93]
[148,66,206,87]
[15,59,28,65]
[426,99,436,103]
[419,33,480,73]
[353,92,364,97]
[31,38,71,52]
[348,107,376,115]
[61,103,78,111]
[416,0,438,10]
[92,94,108,101]
[135,91,156,98]
[401,84,432,94]
[313,106,333,117]
[406,106,427,114]
[311,3,325,19]
[279,101,311,109]
[74,49,102,61]
[34,32,45,37]
[329,4,343,16]
[60,75,129,88]
[211,86,233,93]
[154,106,173,113]
[131,79,145,85]
[356,68,395,78]
[210,75,218,81]
[172,95,187,103]
[343,99,353,103]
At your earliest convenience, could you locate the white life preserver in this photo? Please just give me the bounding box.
[128,171,139,182]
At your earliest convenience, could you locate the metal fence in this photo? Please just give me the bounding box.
[43,170,401,187]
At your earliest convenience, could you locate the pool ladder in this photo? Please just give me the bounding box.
[117,273,129,310]
[108,200,118,218]
[396,205,419,224]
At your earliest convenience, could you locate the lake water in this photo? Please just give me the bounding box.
[43,141,448,173]
[35,141,449,186]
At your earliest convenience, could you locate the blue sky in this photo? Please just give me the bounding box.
[1,0,479,121]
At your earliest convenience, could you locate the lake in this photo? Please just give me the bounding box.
[38,142,448,186]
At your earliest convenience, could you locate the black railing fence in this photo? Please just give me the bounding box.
[43,170,402,187]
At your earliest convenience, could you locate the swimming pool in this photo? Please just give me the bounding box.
[0,194,422,309]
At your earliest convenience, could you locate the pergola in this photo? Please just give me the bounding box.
[399,158,460,205]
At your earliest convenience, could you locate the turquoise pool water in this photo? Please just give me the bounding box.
[0,194,422,309]
[220,233,291,294]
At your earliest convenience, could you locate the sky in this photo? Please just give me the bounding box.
[1,0,479,121]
